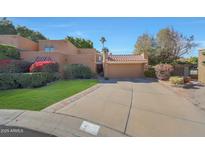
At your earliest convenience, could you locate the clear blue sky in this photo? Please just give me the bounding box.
[8,17,205,57]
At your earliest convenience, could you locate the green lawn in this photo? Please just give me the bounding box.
[0,80,98,111]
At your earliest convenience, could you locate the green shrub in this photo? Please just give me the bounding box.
[0,60,32,73]
[0,74,18,89]
[15,73,33,88]
[104,77,109,80]
[18,61,32,72]
[63,64,72,79]
[0,72,61,90]
[41,63,59,73]
[0,44,20,59]
[43,72,61,82]
[144,67,156,78]
[169,76,184,85]
[63,64,95,79]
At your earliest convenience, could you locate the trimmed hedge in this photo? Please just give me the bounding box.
[0,44,20,59]
[0,59,32,73]
[63,64,96,79]
[41,63,59,73]
[0,72,60,90]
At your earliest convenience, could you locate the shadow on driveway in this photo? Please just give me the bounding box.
[99,77,158,84]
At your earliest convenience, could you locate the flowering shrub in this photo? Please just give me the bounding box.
[154,64,174,80]
[29,61,59,73]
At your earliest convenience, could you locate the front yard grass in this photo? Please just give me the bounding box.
[0,80,98,111]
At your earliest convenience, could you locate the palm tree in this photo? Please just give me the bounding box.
[100,37,106,48]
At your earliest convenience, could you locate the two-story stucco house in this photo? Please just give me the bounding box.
[0,35,97,73]
[0,35,148,78]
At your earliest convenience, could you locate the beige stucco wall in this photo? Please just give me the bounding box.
[104,63,145,78]
[0,35,97,73]
[37,41,97,72]
[198,49,205,83]
[20,51,96,73]
[78,48,97,54]
[67,54,96,72]
[0,35,38,51]
[38,40,78,55]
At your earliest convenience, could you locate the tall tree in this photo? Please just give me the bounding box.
[16,25,47,42]
[134,28,197,65]
[100,37,106,48]
[0,17,17,34]
[133,33,159,64]
[134,33,156,53]
[156,27,197,63]
[65,36,93,48]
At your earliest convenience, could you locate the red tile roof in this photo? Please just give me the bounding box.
[107,55,147,64]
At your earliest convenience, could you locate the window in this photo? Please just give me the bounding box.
[44,46,54,52]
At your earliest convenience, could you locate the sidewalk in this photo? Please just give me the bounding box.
[0,109,127,137]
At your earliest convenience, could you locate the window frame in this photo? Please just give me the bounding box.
[44,46,54,52]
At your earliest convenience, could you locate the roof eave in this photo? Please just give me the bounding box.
[106,60,148,64]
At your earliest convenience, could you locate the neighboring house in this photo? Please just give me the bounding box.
[103,52,148,78]
[0,35,97,73]
[0,35,148,78]
[198,49,205,83]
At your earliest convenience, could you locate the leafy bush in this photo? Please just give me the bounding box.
[0,73,18,89]
[0,59,32,73]
[41,63,59,73]
[63,64,95,79]
[65,36,93,48]
[154,64,174,80]
[0,44,20,59]
[63,64,72,79]
[169,76,184,85]
[144,67,156,78]
[0,72,60,90]
[29,61,59,73]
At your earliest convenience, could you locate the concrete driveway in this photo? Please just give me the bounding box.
[43,78,205,137]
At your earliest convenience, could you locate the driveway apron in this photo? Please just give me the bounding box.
[54,82,133,132]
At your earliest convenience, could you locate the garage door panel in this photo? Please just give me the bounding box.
[106,64,144,78]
